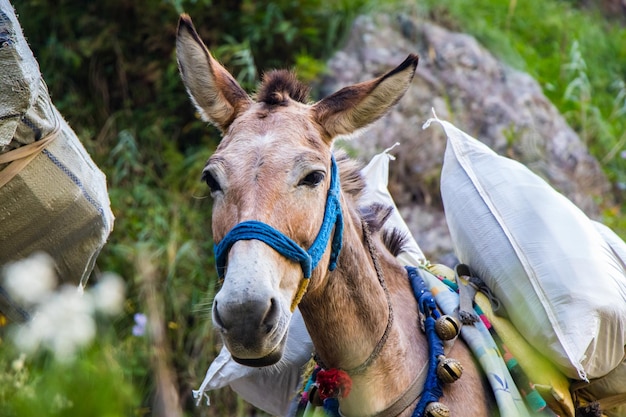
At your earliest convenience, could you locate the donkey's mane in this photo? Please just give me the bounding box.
[336,151,408,256]
[335,151,365,199]
[382,228,412,257]
[256,70,311,105]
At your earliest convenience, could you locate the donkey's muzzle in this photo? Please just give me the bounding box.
[213,296,279,335]
[212,293,287,366]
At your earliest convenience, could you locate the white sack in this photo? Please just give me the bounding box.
[429,116,626,380]
[594,221,626,269]
[194,308,313,416]
[358,144,426,265]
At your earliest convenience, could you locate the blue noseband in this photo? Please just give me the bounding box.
[214,155,344,279]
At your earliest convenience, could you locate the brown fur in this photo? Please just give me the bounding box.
[298,164,493,417]
[359,203,394,233]
[177,15,492,417]
[336,151,367,199]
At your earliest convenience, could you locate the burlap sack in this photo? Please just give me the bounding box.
[0,0,114,321]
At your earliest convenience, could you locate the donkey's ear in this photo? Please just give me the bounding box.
[176,14,252,132]
[311,54,418,142]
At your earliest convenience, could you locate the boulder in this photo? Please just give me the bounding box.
[320,13,610,262]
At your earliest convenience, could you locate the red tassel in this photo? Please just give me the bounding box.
[316,368,352,400]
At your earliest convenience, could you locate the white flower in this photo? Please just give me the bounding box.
[5,253,126,362]
[91,272,126,316]
[11,353,26,372]
[3,252,57,305]
[13,285,96,362]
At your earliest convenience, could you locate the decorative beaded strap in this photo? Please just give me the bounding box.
[406,266,463,417]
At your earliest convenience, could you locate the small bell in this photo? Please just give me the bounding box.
[435,315,461,340]
[425,401,450,417]
[436,355,464,383]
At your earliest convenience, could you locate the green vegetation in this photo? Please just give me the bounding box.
[1,0,624,416]
[417,0,626,230]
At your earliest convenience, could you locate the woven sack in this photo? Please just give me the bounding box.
[0,0,114,320]
[428,116,626,381]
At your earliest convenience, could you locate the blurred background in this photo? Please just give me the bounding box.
[1,0,625,416]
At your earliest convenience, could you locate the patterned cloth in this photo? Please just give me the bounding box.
[420,266,535,417]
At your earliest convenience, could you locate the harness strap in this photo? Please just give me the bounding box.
[0,125,61,188]
[214,220,312,278]
[367,362,428,417]
[405,266,446,417]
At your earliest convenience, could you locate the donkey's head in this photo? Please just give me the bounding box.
[177,14,417,366]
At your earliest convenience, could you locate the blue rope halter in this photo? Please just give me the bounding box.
[214,155,344,280]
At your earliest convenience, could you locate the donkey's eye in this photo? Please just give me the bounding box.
[202,171,222,193]
[298,171,325,187]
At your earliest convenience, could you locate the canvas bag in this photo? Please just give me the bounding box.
[358,144,427,265]
[0,0,114,320]
[428,115,626,382]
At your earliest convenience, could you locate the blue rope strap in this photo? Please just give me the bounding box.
[405,266,445,417]
[214,155,344,279]
[214,221,311,278]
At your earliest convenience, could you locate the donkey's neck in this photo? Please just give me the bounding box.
[300,219,391,371]
[299,209,426,416]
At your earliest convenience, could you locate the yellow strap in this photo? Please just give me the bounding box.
[0,126,60,188]
[291,278,310,312]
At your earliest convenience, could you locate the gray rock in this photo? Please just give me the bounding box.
[320,14,610,262]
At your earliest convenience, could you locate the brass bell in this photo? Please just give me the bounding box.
[435,315,461,340]
[436,355,464,383]
[425,401,450,417]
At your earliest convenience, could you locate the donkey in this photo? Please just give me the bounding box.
[176,14,492,417]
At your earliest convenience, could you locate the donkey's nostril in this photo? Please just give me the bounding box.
[263,297,280,334]
[213,300,226,331]
[213,294,281,337]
